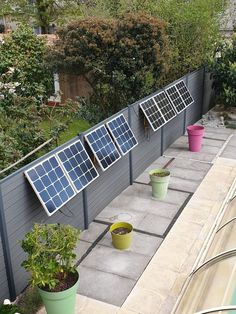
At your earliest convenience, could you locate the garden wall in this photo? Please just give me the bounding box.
[0,67,206,301]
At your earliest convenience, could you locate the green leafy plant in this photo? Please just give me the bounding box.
[49,12,171,123]
[209,33,236,107]
[0,300,21,314]
[0,24,53,103]
[21,224,80,291]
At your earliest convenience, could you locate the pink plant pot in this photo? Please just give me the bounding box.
[187,125,205,152]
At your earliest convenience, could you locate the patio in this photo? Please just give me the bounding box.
[38,125,236,313]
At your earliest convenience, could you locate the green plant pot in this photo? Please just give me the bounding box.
[38,272,79,314]
[110,222,133,250]
[149,168,170,200]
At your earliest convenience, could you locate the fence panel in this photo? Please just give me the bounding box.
[0,68,206,301]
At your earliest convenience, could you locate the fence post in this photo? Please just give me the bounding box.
[183,74,189,134]
[161,126,164,155]
[128,106,134,185]
[0,186,16,301]
[201,66,206,117]
[79,134,89,229]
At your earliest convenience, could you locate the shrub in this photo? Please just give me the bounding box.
[21,224,80,291]
[209,33,236,107]
[0,24,53,104]
[49,12,171,122]
[0,24,5,33]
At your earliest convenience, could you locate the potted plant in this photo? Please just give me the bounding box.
[21,223,80,314]
[187,125,205,152]
[110,222,133,250]
[149,168,170,200]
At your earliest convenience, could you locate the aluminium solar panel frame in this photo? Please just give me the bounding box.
[165,80,194,113]
[25,156,76,217]
[175,79,194,107]
[106,113,138,156]
[139,92,177,132]
[84,124,122,171]
[153,90,178,123]
[56,139,99,193]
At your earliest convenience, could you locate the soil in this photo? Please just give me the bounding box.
[112,227,131,235]
[152,171,170,177]
[42,271,78,292]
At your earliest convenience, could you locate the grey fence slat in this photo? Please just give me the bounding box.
[0,68,207,302]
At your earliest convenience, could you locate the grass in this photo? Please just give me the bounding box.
[40,118,90,145]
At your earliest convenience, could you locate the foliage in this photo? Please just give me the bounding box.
[21,224,80,291]
[0,0,82,33]
[209,33,236,107]
[0,24,53,103]
[81,0,227,81]
[49,12,171,122]
[0,301,20,314]
[0,96,47,175]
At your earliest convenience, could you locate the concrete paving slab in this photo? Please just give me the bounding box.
[221,146,236,159]
[164,147,216,162]
[175,135,224,148]
[96,206,146,228]
[169,158,211,172]
[75,240,92,261]
[78,266,136,306]
[80,245,150,280]
[99,231,162,257]
[169,167,207,181]
[137,214,172,236]
[169,176,199,193]
[80,222,108,243]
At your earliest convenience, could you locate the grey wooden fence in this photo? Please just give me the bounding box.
[0,68,206,302]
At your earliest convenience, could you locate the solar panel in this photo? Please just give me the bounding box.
[85,125,121,171]
[165,84,185,113]
[176,80,194,107]
[25,156,76,216]
[139,97,165,131]
[106,114,138,155]
[153,91,177,123]
[56,139,99,192]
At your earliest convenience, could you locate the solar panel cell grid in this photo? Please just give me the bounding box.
[85,125,121,171]
[165,85,186,113]
[57,140,99,192]
[25,156,76,216]
[153,91,177,122]
[176,80,194,106]
[106,114,138,155]
[140,98,165,131]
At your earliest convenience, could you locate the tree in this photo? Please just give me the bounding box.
[0,24,53,103]
[48,12,171,123]
[81,0,228,81]
[0,0,82,33]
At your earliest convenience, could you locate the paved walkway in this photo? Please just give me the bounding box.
[38,126,236,314]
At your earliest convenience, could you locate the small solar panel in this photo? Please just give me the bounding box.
[153,91,177,122]
[85,125,121,171]
[25,156,76,216]
[165,84,185,113]
[106,114,138,156]
[176,80,194,107]
[139,97,165,131]
[56,140,99,192]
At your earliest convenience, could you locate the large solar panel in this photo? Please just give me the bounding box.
[106,114,138,156]
[176,80,194,107]
[25,156,76,216]
[85,125,121,171]
[139,97,165,131]
[153,91,177,123]
[56,139,99,192]
[165,84,185,113]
